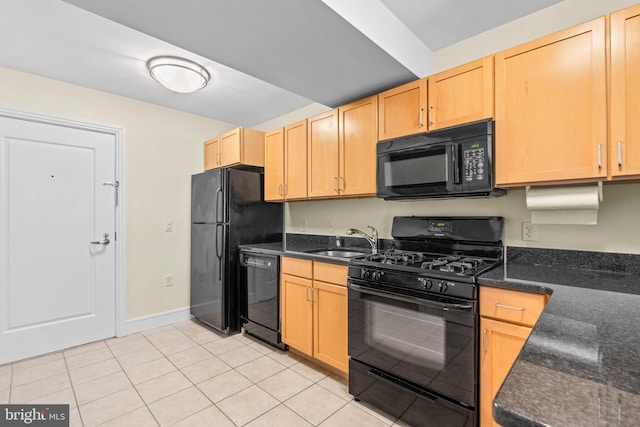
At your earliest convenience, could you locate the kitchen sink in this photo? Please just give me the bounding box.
[304,248,369,258]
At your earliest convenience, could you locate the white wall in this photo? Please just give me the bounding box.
[0,66,234,320]
[276,0,640,255]
[285,184,640,254]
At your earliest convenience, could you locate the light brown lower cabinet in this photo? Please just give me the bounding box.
[479,286,547,427]
[281,257,348,374]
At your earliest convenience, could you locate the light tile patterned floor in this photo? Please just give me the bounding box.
[0,320,404,426]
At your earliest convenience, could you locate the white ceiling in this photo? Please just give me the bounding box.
[0,0,562,127]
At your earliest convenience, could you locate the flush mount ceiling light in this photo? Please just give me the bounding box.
[147,56,210,93]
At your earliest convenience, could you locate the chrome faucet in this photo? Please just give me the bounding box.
[347,226,378,254]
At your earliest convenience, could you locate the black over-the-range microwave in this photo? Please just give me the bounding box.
[376,119,505,200]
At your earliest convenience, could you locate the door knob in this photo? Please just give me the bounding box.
[90,233,110,245]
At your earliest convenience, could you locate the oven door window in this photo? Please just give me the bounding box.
[378,145,449,197]
[348,285,475,407]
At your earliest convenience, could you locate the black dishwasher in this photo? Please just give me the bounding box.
[239,250,287,350]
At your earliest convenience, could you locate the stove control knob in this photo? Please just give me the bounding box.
[360,269,371,280]
[417,278,432,289]
[438,281,448,293]
[372,271,383,280]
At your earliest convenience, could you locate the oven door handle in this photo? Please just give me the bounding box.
[347,282,474,312]
[367,368,438,401]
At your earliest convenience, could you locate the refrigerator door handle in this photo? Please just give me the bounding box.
[215,188,224,223]
[215,223,224,280]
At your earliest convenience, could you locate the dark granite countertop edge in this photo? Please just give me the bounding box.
[478,252,640,427]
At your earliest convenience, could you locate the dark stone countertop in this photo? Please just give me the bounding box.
[237,235,374,265]
[478,247,640,427]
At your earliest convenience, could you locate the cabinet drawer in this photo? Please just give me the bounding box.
[281,257,313,278]
[480,286,546,327]
[313,262,348,286]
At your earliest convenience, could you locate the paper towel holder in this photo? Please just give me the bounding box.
[525,181,603,202]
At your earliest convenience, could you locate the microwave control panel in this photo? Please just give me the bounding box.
[462,140,488,184]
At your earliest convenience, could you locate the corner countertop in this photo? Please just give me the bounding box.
[478,249,640,427]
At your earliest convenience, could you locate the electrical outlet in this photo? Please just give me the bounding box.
[302,218,308,232]
[164,274,174,287]
[164,220,174,232]
[328,220,335,233]
[522,222,536,241]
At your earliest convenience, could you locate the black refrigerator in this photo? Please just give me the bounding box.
[190,166,283,335]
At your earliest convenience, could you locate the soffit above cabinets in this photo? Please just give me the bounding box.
[1,0,563,127]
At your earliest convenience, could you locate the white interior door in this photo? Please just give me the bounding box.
[0,115,117,364]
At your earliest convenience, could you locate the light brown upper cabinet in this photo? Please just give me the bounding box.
[427,57,494,130]
[307,110,340,198]
[264,128,285,201]
[203,136,220,170]
[494,18,607,187]
[610,4,640,179]
[378,78,427,140]
[305,96,378,199]
[338,96,378,197]
[203,127,264,170]
[264,120,308,202]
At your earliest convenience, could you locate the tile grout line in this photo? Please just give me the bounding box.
[106,332,162,426]
[60,348,81,425]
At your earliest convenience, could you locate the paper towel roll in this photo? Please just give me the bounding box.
[526,184,601,225]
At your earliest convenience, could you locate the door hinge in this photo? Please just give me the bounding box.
[103,180,120,206]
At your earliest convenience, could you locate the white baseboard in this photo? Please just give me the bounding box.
[123,307,192,336]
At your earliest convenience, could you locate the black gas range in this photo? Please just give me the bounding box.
[347,216,503,427]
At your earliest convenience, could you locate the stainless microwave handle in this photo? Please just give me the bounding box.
[451,145,460,185]
[347,281,473,312]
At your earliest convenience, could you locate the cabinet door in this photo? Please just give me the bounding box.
[284,119,308,200]
[495,18,607,186]
[264,128,285,202]
[281,273,313,356]
[428,57,494,130]
[339,96,378,197]
[204,137,220,170]
[480,317,532,427]
[312,280,348,373]
[610,4,640,178]
[378,78,427,141]
[220,128,242,167]
[307,110,339,198]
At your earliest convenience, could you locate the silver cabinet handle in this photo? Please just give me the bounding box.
[311,288,316,302]
[419,108,424,127]
[90,233,110,245]
[333,177,339,193]
[618,141,623,167]
[495,303,525,311]
[483,328,487,353]
[429,106,434,125]
[597,144,602,169]
[618,397,622,425]
[305,286,310,302]
[338,176,345,191]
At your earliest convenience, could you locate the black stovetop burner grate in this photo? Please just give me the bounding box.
[362,250,490,276]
